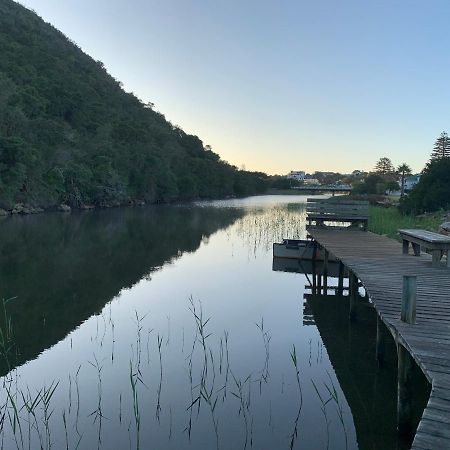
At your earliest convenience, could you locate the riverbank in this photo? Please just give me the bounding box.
[368,206,442,240]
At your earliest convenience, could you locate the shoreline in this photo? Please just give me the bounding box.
[0,190,326,218]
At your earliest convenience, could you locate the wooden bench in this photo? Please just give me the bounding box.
[399,228,450,267]
[306,198,369,230]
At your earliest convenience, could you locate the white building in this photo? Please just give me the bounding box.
[287,171,305,181]
[404,174,421,192]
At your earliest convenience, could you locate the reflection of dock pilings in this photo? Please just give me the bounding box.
[307,231,433,448]
[305,288,430,450]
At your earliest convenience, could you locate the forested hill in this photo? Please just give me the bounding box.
[0,0,268,211]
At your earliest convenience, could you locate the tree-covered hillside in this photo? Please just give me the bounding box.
[0,0,268,210]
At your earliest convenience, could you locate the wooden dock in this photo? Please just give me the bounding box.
[308,228,450,450]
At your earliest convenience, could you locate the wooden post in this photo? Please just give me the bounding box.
[337,261,344,296]
[431,250,441,267]
[397,343,415,437]
[376,315,385,364]
[312,263,317,295]
[311,240,317,294]
[349,272,358,321]
[401,276,417,324]
[402,239,409,255]
[323,250,329,295]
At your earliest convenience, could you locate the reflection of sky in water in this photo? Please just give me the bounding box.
[1,195,361,450]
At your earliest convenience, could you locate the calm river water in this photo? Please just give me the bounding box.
[0,195,427,449]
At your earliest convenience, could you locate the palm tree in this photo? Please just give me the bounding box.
[397,163,412,197]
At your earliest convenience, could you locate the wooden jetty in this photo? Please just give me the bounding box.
[308,228,450,450]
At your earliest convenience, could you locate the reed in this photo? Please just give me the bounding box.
[289,345,303,450]
[255,318,271,387]
[0,297,16,373]
[129,360,141,450]
[156,334,163,421]
[311,379,331,450]
[369,206,441,240]
[323,372,348,450]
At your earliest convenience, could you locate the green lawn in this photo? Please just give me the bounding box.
[368,206,442,240]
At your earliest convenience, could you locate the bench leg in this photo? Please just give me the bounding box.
[402,240,409,255]
[412,243,421,256]
[447,251,450,268]
[431,250,441,267]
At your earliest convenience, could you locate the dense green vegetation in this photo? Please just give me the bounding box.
[0,1,268,210]
[400,158,450,214]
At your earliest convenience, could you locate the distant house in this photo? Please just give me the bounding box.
[287,171,305,182]
[404,174,421,192]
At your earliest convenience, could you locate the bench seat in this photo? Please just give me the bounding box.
[399,228,450,267]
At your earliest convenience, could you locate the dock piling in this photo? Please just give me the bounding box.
[337,261,344,296]
[323,250,329,295]
[376,315,385,364]
[401,276,417,324]
[397,343,415,437]
[349,272,358,321]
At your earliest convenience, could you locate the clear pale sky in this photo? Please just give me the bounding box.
[19,0,450,174]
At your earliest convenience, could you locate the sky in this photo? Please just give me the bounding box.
[19,0,450,175]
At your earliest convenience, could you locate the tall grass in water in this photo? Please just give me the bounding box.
[369,206,442,240]
[0,293,356,450]
[255,318,271,387]
[289,345,303,450]
[0,297,16,373]
[324,372,348,450]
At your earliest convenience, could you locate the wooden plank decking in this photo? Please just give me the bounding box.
[308,228,450,450]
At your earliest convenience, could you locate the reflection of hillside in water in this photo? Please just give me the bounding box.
[229,203,307,255]
[0,206,244,376]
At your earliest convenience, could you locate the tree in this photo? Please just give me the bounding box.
[400,158,450,214]
[385,180,400,193]
[397,163,412,197]
[352,173,386,195]
[374,157,395,175]
[431,131,450,160]
[0,0,270,209]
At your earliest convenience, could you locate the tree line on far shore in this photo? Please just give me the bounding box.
[352,131,450,214]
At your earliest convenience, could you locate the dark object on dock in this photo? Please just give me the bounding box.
[306,198,369,230]
[308,227,450,449]
[399,228,450,267]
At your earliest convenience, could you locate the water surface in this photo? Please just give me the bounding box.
[0,195,427,449]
